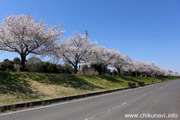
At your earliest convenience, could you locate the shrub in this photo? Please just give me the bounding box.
[128,82,136,88]
[78,67,98,75]
[0,59,14,71]
[137,81,145,86]
[13,57,21,64]
[60,64,73,74]
[14,64,21,71]
[112,70,118,76]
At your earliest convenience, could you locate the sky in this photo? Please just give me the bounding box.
[0,0,180,72]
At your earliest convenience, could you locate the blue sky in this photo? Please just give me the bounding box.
[0,0,180,72]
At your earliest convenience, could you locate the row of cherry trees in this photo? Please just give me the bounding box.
[54,30,179,77]
[0,14,179,77]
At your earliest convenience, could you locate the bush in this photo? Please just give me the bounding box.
[47,63,59,73]
[137,81,145,86]
[128,82,136,88]
[0,59,14,71]
[60,64,73,74]
[14,64,21,71]
[112,70,118,76]
[78,66,98,75]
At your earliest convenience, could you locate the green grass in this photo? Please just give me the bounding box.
[0,71,179,105]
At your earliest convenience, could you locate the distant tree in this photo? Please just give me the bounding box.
[47,63,58,73]
[27,57,43,72]
[112,54,132,76]
[28,57,42,65]
[0,14,64,71]
[134,61,145,77]
[55,32,96,74]
[41,61,60,73]
[42,62,50,73]
[13,57,21,64]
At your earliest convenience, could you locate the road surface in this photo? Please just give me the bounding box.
[0,80,180,120]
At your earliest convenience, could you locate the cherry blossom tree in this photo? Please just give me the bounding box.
[134,61,148,77]
[112,54,132,76]
[133,61,164,77]
[121,59,134,76]
[85,46,119,75]
[55,32,96,74]
[145,62,158,77]
[0,14,64,71]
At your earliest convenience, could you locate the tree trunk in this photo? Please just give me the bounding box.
[128,71,131,76]
[145,72,147,77]
[101,64,104,75]
[135,71,137,77]
[117,67,122,76]
[74,63,78,74]
[20,54,26,71]
[117,68,120,76]
[101,64,106,75]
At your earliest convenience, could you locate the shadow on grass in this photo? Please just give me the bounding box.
[155,77,173,82]
[120,76,138,83]
[27,73,104,90]
[85,75,124,84]
[0,72,39,98]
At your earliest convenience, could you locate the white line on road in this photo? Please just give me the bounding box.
[158,87,163,90]
[84,102,127,120]
[121,102,127,105]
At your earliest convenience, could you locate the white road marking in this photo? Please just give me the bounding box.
[158,87,163,90]
[121,102,127,105]
[89,116,94,119]
[84,102,127,120]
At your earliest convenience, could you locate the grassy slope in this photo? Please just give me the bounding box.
[0,71,179,105]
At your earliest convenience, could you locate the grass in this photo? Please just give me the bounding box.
[0,71,179,105]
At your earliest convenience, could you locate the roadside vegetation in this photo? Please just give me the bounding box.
[0,71,178,105]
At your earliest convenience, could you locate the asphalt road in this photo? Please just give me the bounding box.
[0,80,180,120]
